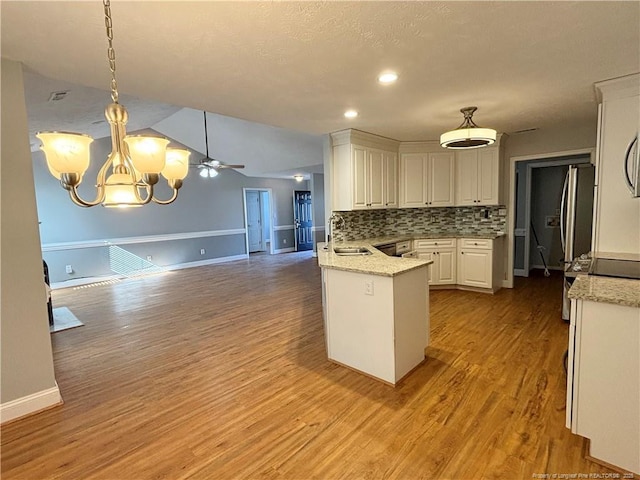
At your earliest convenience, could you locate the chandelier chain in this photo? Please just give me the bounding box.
[103,0,118,103]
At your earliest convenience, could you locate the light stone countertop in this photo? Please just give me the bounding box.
[317,241,432,277]
[568,275,640,308]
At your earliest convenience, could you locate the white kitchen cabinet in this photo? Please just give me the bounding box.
[456,238,503,292]
[567,298,639,474]
[384,151,398,208]
[323,264,429,385]
[414,238,456,285]
[455,147,500,206]
[592,74,640,255]
[399,152,454,208]
[331,130,400,211]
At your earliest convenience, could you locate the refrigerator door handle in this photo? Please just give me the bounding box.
[624,135,638,193]
[560,169,569,253]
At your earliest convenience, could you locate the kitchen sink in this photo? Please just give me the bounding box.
[333,247,372,256]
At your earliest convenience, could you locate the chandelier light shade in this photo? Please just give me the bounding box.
[440,107,497,149]
[35,0,190,208]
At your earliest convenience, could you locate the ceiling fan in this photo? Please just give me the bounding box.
[191,111,245,177]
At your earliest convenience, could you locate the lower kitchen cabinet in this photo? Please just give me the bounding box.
[456,238,503,293]
[567,297,639,474]
[415,239,456,286]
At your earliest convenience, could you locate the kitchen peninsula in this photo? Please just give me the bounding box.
[318,240,432,385]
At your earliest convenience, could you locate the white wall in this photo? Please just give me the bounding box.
[1,59,60,417]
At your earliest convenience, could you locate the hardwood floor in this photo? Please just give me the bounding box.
[1,254,615,479]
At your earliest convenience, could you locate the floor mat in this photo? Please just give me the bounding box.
[50,307,84,333]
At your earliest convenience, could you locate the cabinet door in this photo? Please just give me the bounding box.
[593,94,640,254]
[455,150,478,205]
[368,149,385,208]
[417,251,436,284]
[477,148,499,205]
[436,249,457,284]
[400,154,428,207]
[352,145,368,209]
[384,152,398,208]
[458,249,492,288]
[429,152,455,206]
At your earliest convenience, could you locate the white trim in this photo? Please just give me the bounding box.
[42,229,247,252]
[312,226,326,232]
[0,384,62,424]
[51,274,124,290]
[163,254,248,271]
[273,225,295,231]
[513,269,527,277]
[50,254,249,290]
[506,147,594,289]
[274,247,295,254]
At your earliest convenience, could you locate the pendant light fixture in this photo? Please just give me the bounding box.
[440,106,497,149]
[36,0,190,208]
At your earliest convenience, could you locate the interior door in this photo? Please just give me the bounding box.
[294,190,313,251]
[246,190,264,253]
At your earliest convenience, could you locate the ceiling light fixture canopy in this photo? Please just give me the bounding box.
[440,106,497,149]
[36,0,190,208]
[294,175,304,182]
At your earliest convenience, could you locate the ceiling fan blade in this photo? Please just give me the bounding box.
[216,164,245,169]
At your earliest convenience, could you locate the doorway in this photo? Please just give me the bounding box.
[511,154,591,278]
[243,188,274,254]
[293,190,313,252]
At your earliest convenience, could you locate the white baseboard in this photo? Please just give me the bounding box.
[0,384,62,424]
[51,274,124,290]
[50,254,249,290]
[274,247,295,254]
[164,254,248,271]
[513,268,527,277]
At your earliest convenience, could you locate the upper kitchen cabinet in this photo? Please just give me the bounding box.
[591,73,640,255]
[330,130,399,211]
[399,142,455,208]
[455,147,501,206]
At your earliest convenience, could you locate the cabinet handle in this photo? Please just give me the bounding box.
[461,251,464,255]
[474,242,478,245]
[435,242,438,245]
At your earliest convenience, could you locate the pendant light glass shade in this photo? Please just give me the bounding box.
[162,148,191,180]
[440,107,497,149]
[103,173,142,208]
[123,136,170,173]
[36,132,93,180]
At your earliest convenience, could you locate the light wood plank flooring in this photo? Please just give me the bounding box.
[1,253,615,479]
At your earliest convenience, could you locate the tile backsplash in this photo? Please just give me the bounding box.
[331,206,506,241]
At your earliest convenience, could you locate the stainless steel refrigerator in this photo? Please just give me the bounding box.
[561,164,595,320]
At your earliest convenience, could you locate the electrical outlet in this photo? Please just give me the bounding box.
[146,255,152,261]
[499,208,507,216]
[283,239,287,244]
[65,265,73,274]
[200,249,205,255]
[365,280,374,296]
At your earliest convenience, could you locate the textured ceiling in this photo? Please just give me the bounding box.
[2,1,639,174]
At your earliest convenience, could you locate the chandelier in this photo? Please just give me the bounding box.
[440,106,497,149]
[36,0,190,208]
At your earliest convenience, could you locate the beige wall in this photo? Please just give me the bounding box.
[1,59,58,407]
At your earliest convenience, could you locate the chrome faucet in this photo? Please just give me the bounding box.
[328,212,345,245]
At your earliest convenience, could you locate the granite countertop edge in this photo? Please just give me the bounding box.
[317,242,432,277]
[568,275,640,308]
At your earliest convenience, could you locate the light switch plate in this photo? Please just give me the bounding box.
[365,280,374,296]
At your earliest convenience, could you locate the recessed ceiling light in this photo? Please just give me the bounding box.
[344,110,358,119]
[294,175,304,182]
[378,72,398,84]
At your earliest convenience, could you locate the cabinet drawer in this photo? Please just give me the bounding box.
[459,238,492,249]
[415,238,456,249]
[396,240,412,252]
